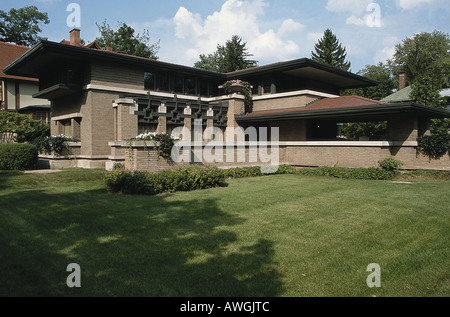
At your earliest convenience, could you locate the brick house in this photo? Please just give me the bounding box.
[3,29,449,170]
[0,41,51,122]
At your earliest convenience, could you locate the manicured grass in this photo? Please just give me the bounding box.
[0,168,449,297]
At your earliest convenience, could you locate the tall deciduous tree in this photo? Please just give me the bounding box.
[195,35,257,73]
[0,6,49,46]
[390,30,450,87]
[95,20,160,59]
[342,62,396,100]
[311,29,351,71]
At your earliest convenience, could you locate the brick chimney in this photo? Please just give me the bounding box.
[399,72,407,91]
[106,46,113,52]
[70,28,81,46]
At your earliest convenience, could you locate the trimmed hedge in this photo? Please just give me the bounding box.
[296,166,395,180]
[223,164,296,179]
[105,163,397,196]
[0,143,38,170]
[105,166,227,195]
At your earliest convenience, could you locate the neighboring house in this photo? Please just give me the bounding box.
[0,41,51,122]
[4,29,449,170]
[382,73,450,111]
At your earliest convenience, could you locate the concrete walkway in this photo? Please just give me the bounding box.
[24,169,62,174]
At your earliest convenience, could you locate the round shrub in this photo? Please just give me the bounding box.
[0,143,38,170]
[378,157,403,172]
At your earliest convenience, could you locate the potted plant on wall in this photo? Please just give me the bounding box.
[219,79,253,113]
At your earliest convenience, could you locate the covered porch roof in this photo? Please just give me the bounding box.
[236,95,450,123]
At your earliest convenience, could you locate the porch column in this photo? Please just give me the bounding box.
[71,118,81,140]
[205,107,214,142]
[183,106,192,141]
[156,103,167,134]
[113,98,138,141]
[224,96,246,142]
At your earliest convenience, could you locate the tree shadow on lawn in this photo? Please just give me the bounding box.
[0,188,283,297]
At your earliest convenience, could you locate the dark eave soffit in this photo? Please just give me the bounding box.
[5,41,377,90]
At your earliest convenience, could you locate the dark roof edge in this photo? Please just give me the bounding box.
[2,41,45,75]
[5,41,378,87]
[236,102,450,121]
[225,58,379,86]
[4,40,227,79]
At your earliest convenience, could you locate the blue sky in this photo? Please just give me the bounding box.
[2,0,449,72]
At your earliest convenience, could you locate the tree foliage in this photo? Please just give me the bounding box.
[195,35,257,73]
[311,29,351,71]
[95,20,160,59]
[0,111,50,143]
[390,30,450,87]
[0,6,49,46]
[342,62,396,100]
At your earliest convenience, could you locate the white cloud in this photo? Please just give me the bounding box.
[173,7,203,40]
[396,0,434,10]
[326,0,373,15]
[172,0,304,65]
[277,19,305,37]
[346,15,367,27]
[374,36,398,64]
[374,46,396,64]
[328,0,383,28]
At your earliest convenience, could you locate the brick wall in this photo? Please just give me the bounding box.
[253,94,320,112]
[124,142,449,172]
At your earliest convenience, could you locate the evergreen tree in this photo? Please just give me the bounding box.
[311,29,351,71]
[195,35,257,73]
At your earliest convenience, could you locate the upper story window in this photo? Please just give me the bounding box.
[144,72,155,91]
[143,71,222,97]
[173,76,183,94]
[159,74,170,92]
[184,78,196,95]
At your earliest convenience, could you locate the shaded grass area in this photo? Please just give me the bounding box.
[0,169,449,297]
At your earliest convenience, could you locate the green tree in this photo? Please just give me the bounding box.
[390,30,450,87]
[0,111,50,143]
[0,6,49,46]
[340,63,394,141]
[195,52,222,72]
[311,29,351,71]
[411,75,449,136]
[195,35,257,73]
[95,20,160,59]
[343,62,396,100]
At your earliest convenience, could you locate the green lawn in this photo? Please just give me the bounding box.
[0,168,449,297]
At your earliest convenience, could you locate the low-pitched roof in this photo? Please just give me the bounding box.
[3,40,377,91]
[0,41,38,82]
[236,95,449,122]
[381,86,413,103]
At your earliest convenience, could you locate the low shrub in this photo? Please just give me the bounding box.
[0,143,38,170]
[223,164,295,179]
[297,166,395,180]
[105,166,227,195]
[32,134,76,156]
[417,134,450,160]
[378,157,403,172]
